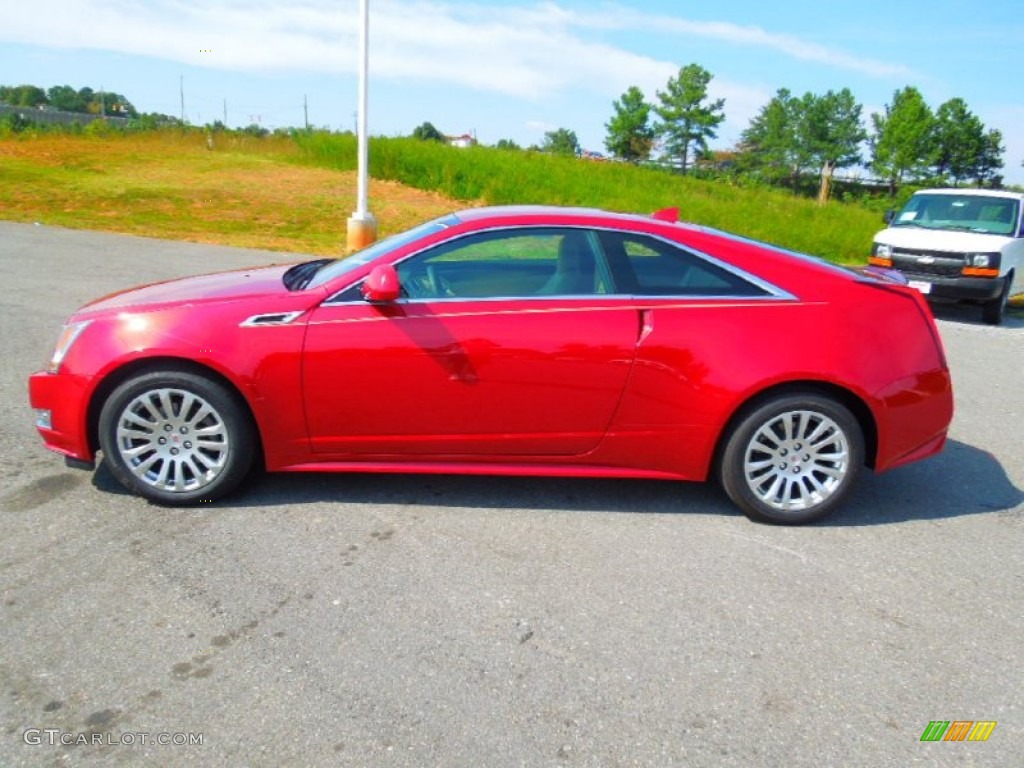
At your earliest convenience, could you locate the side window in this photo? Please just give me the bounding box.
[396,228,611,299]
[598,232,768,297]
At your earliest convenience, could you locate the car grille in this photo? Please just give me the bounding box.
[891,249,964,279]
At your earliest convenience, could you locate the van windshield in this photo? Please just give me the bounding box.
[892,193,1018,236]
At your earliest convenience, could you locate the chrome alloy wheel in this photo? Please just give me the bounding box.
[114,388,230,493]
[742,409,850,513]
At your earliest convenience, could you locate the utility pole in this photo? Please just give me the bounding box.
[346,0,377,251]
[180,75,185,124]
[304,94,309,131]
[223,98,227,126]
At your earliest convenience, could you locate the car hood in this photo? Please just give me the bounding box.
[77,264,300,315]
[875,227,1013,252]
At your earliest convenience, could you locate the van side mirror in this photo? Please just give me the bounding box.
[361,265,401,302]
[883,209,895,225]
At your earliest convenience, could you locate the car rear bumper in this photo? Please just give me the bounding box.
[28,370,95,464]
[875,368,954,472]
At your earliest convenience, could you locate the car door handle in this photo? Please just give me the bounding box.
[638,309,654,344]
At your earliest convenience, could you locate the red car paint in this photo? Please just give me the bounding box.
[29,206,953,503]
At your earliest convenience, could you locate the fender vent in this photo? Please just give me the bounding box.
[240,311,304,327]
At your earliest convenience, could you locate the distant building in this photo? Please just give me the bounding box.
[448,132,476,148]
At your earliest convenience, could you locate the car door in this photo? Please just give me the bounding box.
[301,227,639,457]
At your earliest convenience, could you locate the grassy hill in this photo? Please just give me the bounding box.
[1,129,883,262]
[296,133,882,264]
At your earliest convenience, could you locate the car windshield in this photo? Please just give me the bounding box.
[892,194,1019,236]
[305,216,456,289]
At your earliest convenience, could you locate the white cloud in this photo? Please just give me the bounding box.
[526,120,558,133]
[572,4,916,80]
[0,0,907,102]
[668,20,911,79]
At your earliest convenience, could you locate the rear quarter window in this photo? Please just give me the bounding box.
[599,231,769,297]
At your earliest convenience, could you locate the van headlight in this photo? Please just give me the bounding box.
[967,253,996,268]
[873,243,892,259]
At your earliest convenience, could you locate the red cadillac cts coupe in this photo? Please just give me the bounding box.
[29,206,953,524]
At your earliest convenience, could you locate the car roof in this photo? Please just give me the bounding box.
[450,205,684,227]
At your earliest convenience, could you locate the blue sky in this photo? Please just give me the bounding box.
[2,0,1022,184]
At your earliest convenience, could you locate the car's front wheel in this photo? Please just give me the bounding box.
[98,370,256,505]
[719,394,864,525]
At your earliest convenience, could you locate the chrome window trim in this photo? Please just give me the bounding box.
[322,293,794,307]
[322,224,796,305]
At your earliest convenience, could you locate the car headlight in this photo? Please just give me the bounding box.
[873,243,892,259]
[48,320,92,373]
[967,253,994,268]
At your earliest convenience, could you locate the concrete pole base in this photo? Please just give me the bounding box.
[346,214,378,252]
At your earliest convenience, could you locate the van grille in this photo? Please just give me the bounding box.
[891,249,964,278]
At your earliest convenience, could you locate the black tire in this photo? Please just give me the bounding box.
[98,370,256,506]
[981,276,1011,326]
[719,393,864,525]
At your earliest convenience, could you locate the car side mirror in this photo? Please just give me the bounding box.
[361,265,401,302]
[883,209,895,224]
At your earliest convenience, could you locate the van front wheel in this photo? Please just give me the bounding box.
[981,276,1011,326]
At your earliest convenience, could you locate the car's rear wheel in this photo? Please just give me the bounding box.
[98,370,255,505]
[981,275,1011,326]
[719,394,864,525]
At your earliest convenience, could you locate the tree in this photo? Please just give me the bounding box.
[0,84,47,107]
[542,127,580,156]
[870,86,936,196]
[241,123,269,138]
[604,86,654,163]
[494,138,521,151]
[412,121,444,142]
[974,129,1004,188]
[795,88,866,204]
[47,84,86,112]
[77,87,95,107]
[739,88,802,186]
[653,64,725,174]
[933,98,985,186]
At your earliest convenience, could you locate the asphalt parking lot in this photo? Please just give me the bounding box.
[1,221,1021,767]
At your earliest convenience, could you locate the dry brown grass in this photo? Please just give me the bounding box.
[0,132,458,254]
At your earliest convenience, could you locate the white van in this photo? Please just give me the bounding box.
[870,188,1023,324]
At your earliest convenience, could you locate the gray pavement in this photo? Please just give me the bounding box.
[1,221,1021,767]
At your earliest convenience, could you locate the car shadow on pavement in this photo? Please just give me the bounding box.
[92,438,1021,526]
[826,439,1022,526]
[930,300,1024,328]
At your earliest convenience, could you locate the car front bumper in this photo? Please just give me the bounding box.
[28,370,95,465]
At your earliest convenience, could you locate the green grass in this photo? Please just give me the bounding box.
[294,133,882,264]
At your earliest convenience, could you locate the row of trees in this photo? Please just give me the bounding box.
[601,65,1006,199]
[869,88,1003,192]
[604,64,725,174]
[0,83,137,117]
